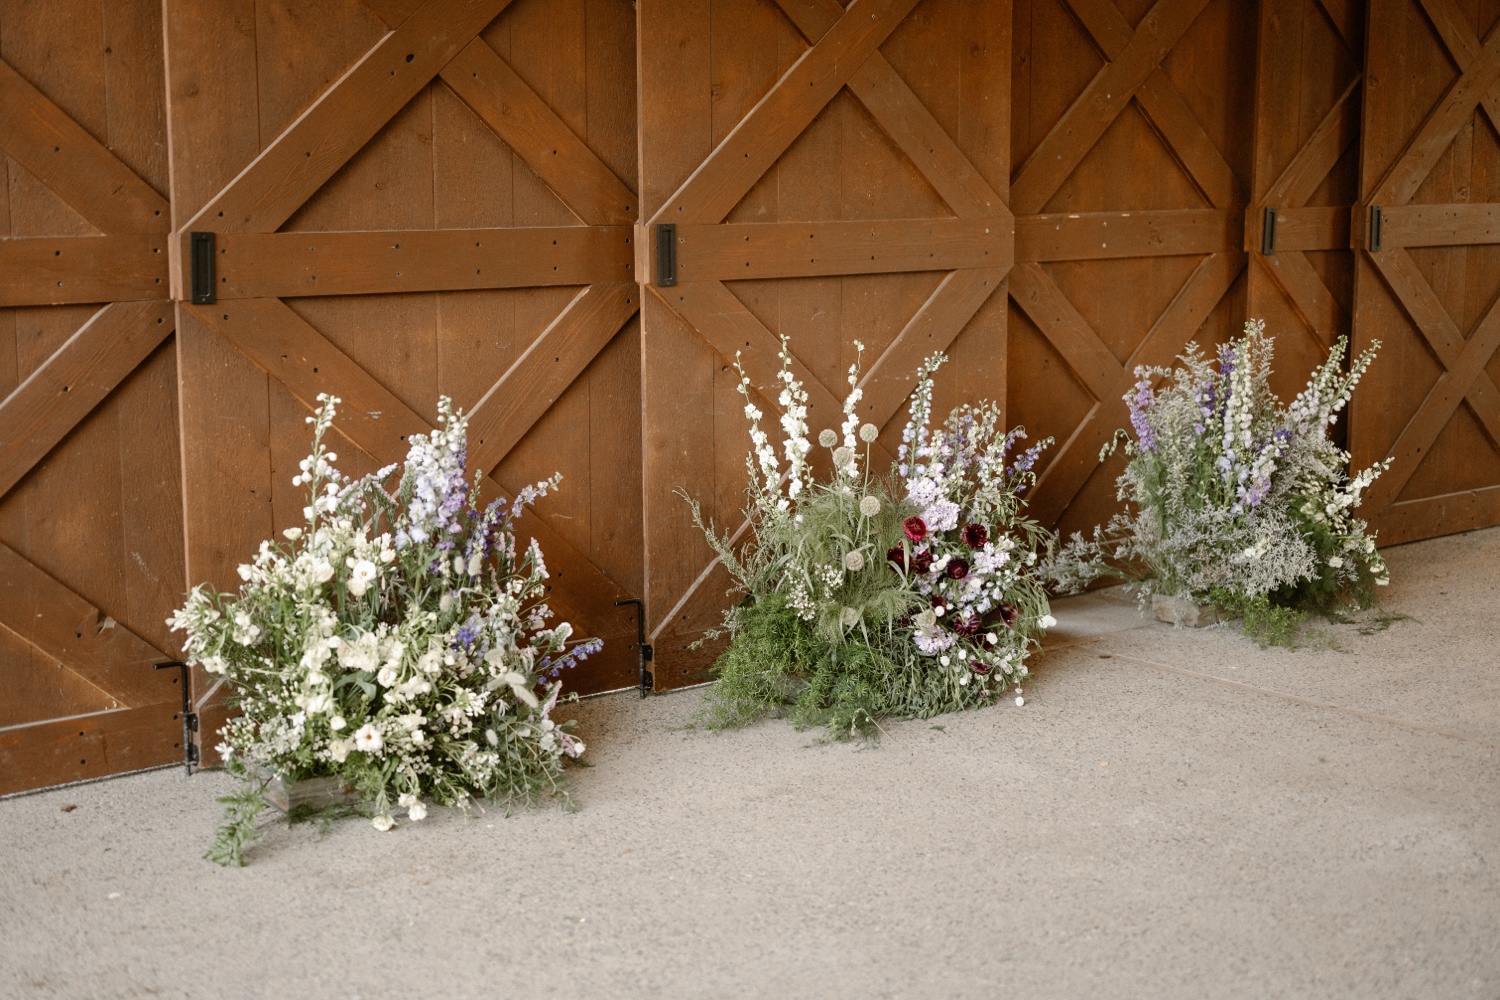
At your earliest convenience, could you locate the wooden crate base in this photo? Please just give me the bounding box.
[258,770,362,813]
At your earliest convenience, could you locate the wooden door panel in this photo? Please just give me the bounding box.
[164,0,643,762]
[638,0,1012,688]
[1351,0,1500,543]
[0,1,184,795]
[1008,0,1254,540]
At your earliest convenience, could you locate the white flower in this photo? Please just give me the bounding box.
[1015,696,1025,707]
[328,738,353,762]
[371,814,395,832]
[818,429,838,448]
[1039,614,1057,629]
[1375,576,1390,586]
[407,801,427,822]
[859,496,881,517]
[923,500,960,532]
[485,728,499,747]
[985,632,999,644]
[843,550,865,572]
[840,606,859,627]
[1327,555,1344,568]
[353,723,384,754]
[859,423,879,443]
[377,665,399,687]
[330,715,346,731]
[832,446,853,469]
[283,527,302,541]
[347,559,378,597]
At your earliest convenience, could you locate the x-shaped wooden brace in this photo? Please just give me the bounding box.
[1246,0,1364,351]
[1008,0,1245,525]
[174,0,639,638]
[641,0,1015,637]
[0,59,179,700]
[1359,0,1500,516]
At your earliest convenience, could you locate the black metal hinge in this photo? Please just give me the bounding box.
[655,223,677,287]
[1368,205,1383,253]
[614,598,654,697]
[189,231,216,304]
[1261,206,1277,255]
[155,661,198,774]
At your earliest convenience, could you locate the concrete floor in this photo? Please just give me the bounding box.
[2,529,1497,1000]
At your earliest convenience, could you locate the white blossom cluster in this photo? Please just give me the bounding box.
[171,395,600,835]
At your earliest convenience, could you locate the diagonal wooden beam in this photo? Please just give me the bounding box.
[1315,0,1363,57]
[465,282,640,475]
[180,0,512,236]
[1008,262,1123,403]
[187,298,638,639]
[441,39,637,227]
[1367,249,1500,465]
[1013,0,1215,214]
[770,0,1006,219]
[1369,16,1500,206]
[650,0,922,225]
[0,542,176,708]
[1021,252,1243,525]
[858,267,1010,429]
[0,235,168,307]
[0,59,169,234]
[1254,250,1345,349]
[1263,77,1362,208]
[1416,0,1500,133]
[0,300,175,498]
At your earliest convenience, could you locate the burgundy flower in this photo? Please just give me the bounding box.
[903,516,928,543]
[910,550,935,575]
[961,523,988,549]
[945,558,969,580]
[953,614,981,636]
[886,546,908,570]
[971,661,991,675]
[996,603,1018,627]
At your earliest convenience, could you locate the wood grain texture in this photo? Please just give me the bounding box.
[1378,204,1500,247]
[0,301,174,497]
[0,701,180,797]
[1017,210,1236,261]
[441,39,636,225]
[209,226,633,298]
[0,58,169,234]
[181,0,513,234]
[0,235,167,306]
[670,219,1011,281]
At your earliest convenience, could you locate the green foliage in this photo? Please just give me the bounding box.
[204,767,269,868]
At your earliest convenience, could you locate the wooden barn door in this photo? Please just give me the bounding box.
[0,2,186,795]
[1246,0,1366,402]
[1008,0,1256,537]
[637,0,1014,686]
[1351,0,1500,543]
[163,0,643,760]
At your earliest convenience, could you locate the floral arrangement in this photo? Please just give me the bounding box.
[1047,320,1389,641]
[689,339,1054,737]
[170,395,600,865]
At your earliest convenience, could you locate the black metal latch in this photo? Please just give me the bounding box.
[189,231,216,304]
[155,661,198,774]
[655,223,677,287]
[614,598,654,698]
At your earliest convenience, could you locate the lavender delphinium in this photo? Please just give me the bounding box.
[1047,320,1390,638]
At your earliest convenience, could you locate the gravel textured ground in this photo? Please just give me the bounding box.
[2,528,1496,1000]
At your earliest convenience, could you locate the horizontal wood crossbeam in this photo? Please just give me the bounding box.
[0,542,176,709]
[665,219,1011,282]
[0,59,169,235]
[205,227,632,298]
[1373,204,1500,248]
[1370,4,1500,206]
[440,41,636,227]
[1016,252,1244,525]
[182,0,513,235]
[189,298,637,640]
[0,235,168,307]
[651,0,922,225]
[1018,209,1238,261]
[1012,0,1215,215]
[1245,206,1350,254]
[1365,249,1500,507]
[465,282,640,473]
[0,300,175,498]
[0,701,180,797]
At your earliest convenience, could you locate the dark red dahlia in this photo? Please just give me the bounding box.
[886,546,908,570]
[961,523,988,549]
[996,603,1018,626]
[953,614,981,636]
[945,557,969,580]
[903,516,928,542]
[910,550,935,574]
